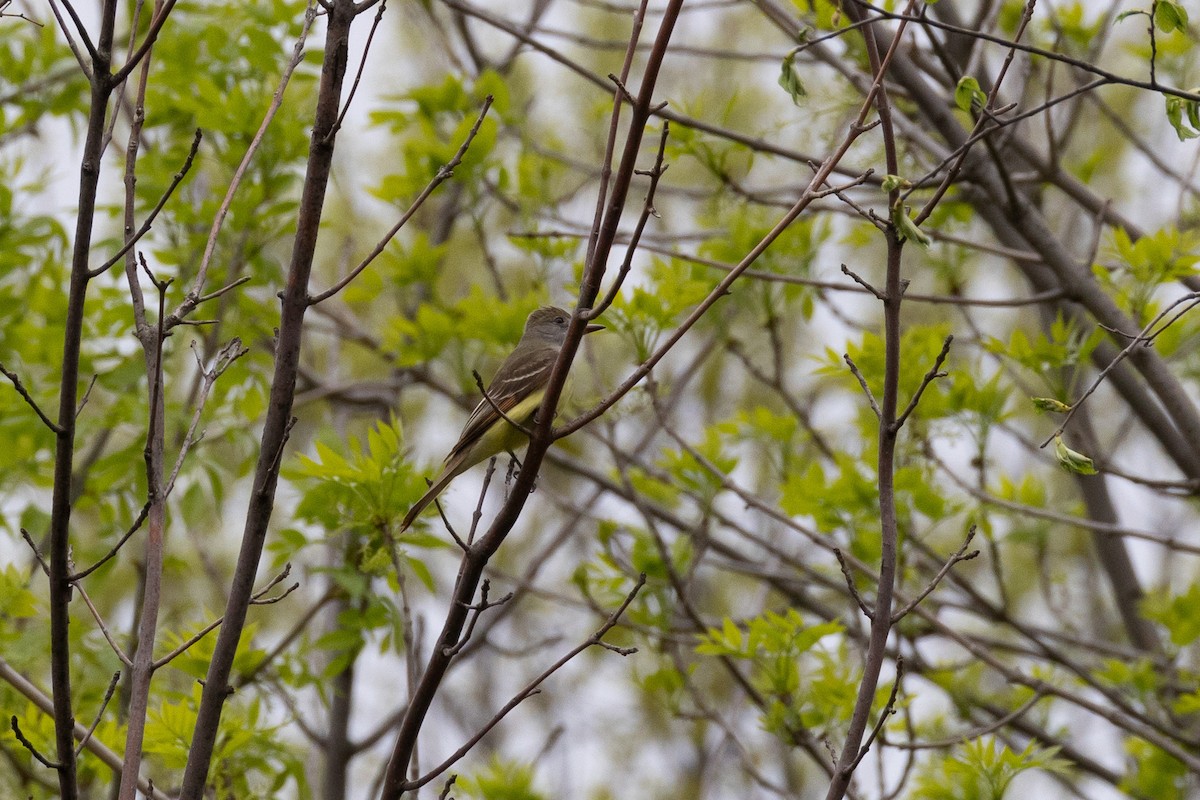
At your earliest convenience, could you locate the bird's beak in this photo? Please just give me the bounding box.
[584,322,605,335]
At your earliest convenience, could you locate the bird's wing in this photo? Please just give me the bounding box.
[448,344,559,462]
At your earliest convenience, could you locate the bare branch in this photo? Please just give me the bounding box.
[75,672,121,757]
[0,363,63,434]
[834,548,873,619]
[893,335,952,430]
[68,501,152,581]
[89,129,203,278]
[844,354,882,419]
[401,574,647,793]
[11,715,61,769]
[309,94,495,305]
[891,527,979,623]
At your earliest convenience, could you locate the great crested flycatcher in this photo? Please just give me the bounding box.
[400,305,603,531]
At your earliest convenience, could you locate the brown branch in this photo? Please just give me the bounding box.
[378,4,682,795]
[1041,293,1200,447]
[153,564,296,671]
[834,548,873,619]
[825,1,915,797]
[400,575,646,793]
[848,657,904,772]
[0,657,172,799]
[891,527,979,623]
[11,715,60,769]
[68,501,152,581]
[178,4,360,793]
[89,128,202,278]
[169,0,319,330]
[326,0,387,141]
[590,121,672,318]
[308,94,495,305]
[0,363,62,434]
[892,335,952,430]
[75,672,121,757]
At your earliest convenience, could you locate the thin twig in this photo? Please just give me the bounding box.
[892,335,952,430]
[152,565,295,670]
[471,369,532,436]
[834,548,873,618]
[401,574,647,792]
[849,657,904,771]
[74,374,98,419]
[840,264,884,300]
[20,528,51,577]
[11,716,61,769]
[169,0,319,329]
[891,527,979,623]
[77,584,133,667]
[75,672,121,757]
[591,121,672,318]
[442,580,513,657]
[309,95,495,305]
[843,354,882,419]
[48,0,97,72]
[69,501,152,581]
[1041,293,1200,447]
[89,130,203,278]
[0,363,62,433]
[325,0,387,141]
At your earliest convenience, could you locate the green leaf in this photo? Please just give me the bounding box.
[954,75,986,112]
[1031,396,1072,413]
[1054,436,1097,475]
[778,53,807,105]
[892,204,932,247]
[1154,1,1188,33]
[1165,95,1200,141]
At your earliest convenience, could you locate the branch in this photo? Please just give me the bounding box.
[590,121,672,318]
[75,672,121,757]
[48,0,97,73]
[1040,293,1200,447]
[400,574,646,792]
[170,0,320,329]
[89,129,203,278]
[111,0,182,84]
[443,581,514,657]
[68,501,152,581]
[843,354,882,420]
[11,715,61,769]
[164,338,250,498]
[308,94,495,305]
[834,548,873,619]
[0,658,173,800]
[892,335,952,430]
[0,363,62,434]
[891,527,979,623]
[153,564,296,671]
[848,657,903,772]
[326,0,387,142]
[470,368,532,436]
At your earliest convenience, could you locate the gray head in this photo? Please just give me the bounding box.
[521,306,603,346]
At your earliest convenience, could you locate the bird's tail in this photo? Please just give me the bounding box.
[399,456,465,532]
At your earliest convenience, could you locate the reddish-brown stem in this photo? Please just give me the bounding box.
[178,1,359,796]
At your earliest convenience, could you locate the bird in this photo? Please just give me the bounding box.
[399,305,604,531]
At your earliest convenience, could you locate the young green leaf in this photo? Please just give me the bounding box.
[778,53,807,105]
[1031,397,1072,413]
[954,76,986,112]
[1154,1,1188,33]
[892,204,932,248]
[1054,436,1097,475]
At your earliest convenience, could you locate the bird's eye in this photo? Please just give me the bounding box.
[555,316,565,324]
